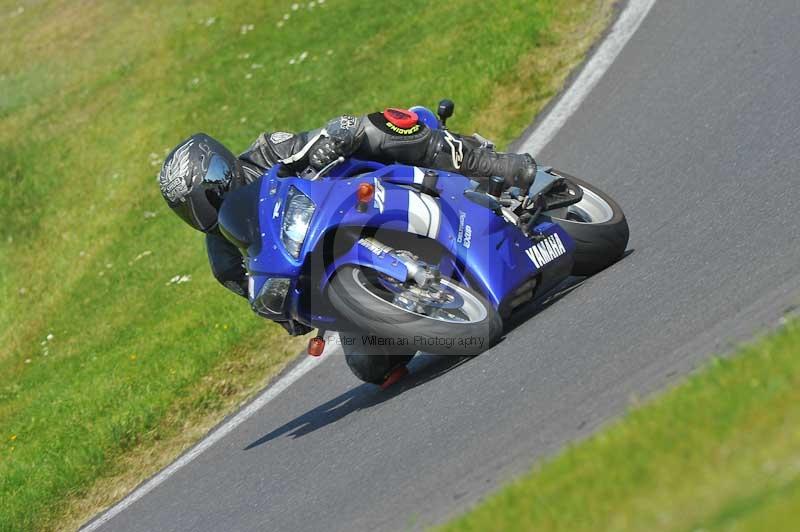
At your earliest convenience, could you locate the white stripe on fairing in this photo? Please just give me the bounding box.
[419,193,441,238]
[515,0,657,157]
[407,191,431,236]
[83,2,656,528]
[413,166,425,184]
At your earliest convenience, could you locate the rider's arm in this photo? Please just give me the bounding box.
[238,129,321,173]
[237,118,358,176]
[205,231,249,298]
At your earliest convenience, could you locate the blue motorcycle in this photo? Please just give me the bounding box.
[218,102,629,384]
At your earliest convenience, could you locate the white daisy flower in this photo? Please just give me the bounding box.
[133,250,152,262]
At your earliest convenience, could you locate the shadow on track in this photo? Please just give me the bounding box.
[504,250,633,331]
[243,253,634,451]
[243,353,473,450]
[503,276,586,332]
[242,278,583,451]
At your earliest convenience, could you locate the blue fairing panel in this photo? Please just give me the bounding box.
[249,160,577,326]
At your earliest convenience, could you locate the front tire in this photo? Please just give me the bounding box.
[544,172,629,276]
[328,265,502,356]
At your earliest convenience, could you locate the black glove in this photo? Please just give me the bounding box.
[309,136,347,170]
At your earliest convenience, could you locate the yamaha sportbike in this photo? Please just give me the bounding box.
[219,102,629,384]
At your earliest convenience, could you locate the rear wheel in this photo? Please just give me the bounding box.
[544,172,629,275]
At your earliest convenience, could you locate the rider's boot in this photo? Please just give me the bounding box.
[426,130,537,193]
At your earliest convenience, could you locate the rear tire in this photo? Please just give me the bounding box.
[544,172,629,276]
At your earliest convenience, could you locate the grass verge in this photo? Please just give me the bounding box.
[0,0,615,529]
[439,317,800,532]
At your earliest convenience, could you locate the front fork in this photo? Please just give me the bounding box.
[320,237,441,294]
[309,237,441,357]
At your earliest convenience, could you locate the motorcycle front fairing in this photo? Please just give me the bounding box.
[249,160,574,329]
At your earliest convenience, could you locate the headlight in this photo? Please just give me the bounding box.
[252,278,291,316]
[281,186,315,259]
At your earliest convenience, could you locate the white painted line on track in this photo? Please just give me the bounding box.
[517,0,657,156]
[83,1,657,529]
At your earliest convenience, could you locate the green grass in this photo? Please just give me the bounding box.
[0,0,613,530]
[440,318,800,532]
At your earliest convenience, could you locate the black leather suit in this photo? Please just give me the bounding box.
[207,111,535,333]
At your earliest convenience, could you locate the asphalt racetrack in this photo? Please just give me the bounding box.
[86,0,800,530]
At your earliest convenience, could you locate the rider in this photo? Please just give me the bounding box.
[158,108,537,334]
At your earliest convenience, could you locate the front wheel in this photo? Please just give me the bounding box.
[544,172,629,276]
[328,265,502,356]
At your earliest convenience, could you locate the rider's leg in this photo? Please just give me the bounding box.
[354,114,538,193]
[421,129,537,193]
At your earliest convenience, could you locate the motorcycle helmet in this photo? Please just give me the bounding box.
[158,133,240,232]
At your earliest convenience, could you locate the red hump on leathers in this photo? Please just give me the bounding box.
[383,108,419,129]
